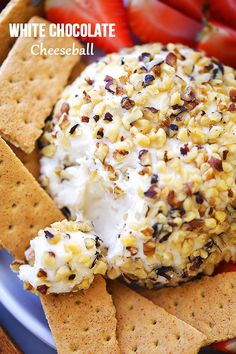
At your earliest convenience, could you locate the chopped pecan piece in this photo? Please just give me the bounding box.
[165,52,177,67]
[180,144,189,155]
[208,157,223,172]
[61,102,70,114]
[37,284,49,295]
[230,89,236,102]
[144,185,159,199]
[121,96,135,110]
[187,219,204,231]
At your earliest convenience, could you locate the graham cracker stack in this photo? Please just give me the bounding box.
[0,139,120,354]
[0,16,81,153]
[0,0,44,65]
[110,282,206,354]
[139,272,236,344]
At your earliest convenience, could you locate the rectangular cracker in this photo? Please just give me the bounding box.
[0,16,81,153]
[139,272,236,344]
[0,0,44,65]
[41,276,120,354]
[0,137,63,259]
[0,326,22,354]
[10,143,40,179]
[109,281,206,354]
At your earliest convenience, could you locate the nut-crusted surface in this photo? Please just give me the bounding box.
[139,272,236,344]
[0,16,81,153]
[0,0,44,65]
[0,137,63,260]
[18,219,107,294]
[109,281,206,354]
[41,276,120,354]
[41,43,236,288]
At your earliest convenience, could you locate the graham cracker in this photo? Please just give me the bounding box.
[139,272,236,344]
[0,0,44,65]
[0,16,81,153]
[0,137,63,260]
[109,281,206,354]
[41,276,120,354]
[10,144,40,179]
[0,326,22,354]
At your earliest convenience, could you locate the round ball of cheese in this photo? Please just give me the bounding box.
[40,43,236,288]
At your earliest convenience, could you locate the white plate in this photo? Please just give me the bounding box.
[0,249,55,349]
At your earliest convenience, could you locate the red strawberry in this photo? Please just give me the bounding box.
[127,0,201,47]
[160,0,205,22]
[197,20,236,68]
[45,0,133,53]
[215,261,236,274]
[208,0,236,30]
[213,339,236,353]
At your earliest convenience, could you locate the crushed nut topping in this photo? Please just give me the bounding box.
[121,96,135,110]
[39,43,236,289]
